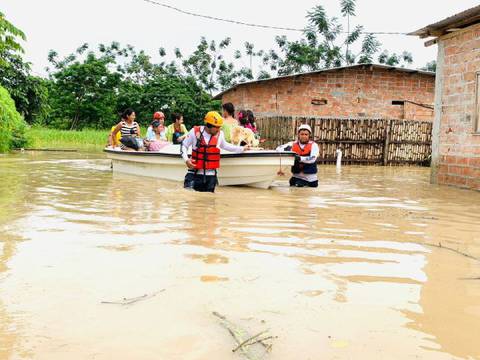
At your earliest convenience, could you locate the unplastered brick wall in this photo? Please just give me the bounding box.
[434,23,480,191]
[221,67,435,120]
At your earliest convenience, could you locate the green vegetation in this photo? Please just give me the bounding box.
[0,85,29,152]
[28,128,110,151]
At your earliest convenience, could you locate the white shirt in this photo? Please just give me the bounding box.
[276,141,319,182]
[181,126,244,175]
[146,126,167,141]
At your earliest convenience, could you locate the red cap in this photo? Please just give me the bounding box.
[153,111,164,119]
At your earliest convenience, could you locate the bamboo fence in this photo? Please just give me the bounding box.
[255,116,432,166]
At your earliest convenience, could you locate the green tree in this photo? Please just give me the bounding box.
[46,42,219,129]
[377,50,413,67]
[0,85,29,152]
[0,10,25,63]
[46,44,122,129]
[265,1,413,75]
[117,74,219,129]
[0,11,48,124]
[180,37,238,94]
[421,60,436,72]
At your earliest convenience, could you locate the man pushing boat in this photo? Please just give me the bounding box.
[181,111,250,193]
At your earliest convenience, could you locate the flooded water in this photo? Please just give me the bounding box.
[1,152,480,360]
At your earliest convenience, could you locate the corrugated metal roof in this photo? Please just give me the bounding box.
[410,5,480,38]
[213,63,435,100]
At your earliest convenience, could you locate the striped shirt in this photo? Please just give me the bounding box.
[120,121,139,138]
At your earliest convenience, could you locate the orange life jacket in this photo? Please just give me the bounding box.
[292,141,313,156]
[192,126,221,170]
[291,141,317,174]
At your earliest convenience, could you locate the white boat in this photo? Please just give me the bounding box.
[104,145,295,189]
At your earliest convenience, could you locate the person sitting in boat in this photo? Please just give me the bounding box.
[107,125,121,148]
[232,110,259,147]
[221,102,237,142]
[246,110,257,133]
[111,108,143,151]
[146,112,166,141]
[144,120,169,151]
[276,124,319,188]
[181,111,249,193]
[166,113,188,144]
[238,110,257,133]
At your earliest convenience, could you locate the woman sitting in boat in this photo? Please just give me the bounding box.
[166,113,188,144]
[276,124,319,188]
[182,111,250,193]
[111,109,143,151]
[146,112,167,141]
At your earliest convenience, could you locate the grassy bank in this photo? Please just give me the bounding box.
[28,128,109,152]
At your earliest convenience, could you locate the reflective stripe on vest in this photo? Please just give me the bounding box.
[291,141,317,175]
[192,126,221,170]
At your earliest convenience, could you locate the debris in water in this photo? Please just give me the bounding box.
[212,311,275,359]
[101,289,165,306]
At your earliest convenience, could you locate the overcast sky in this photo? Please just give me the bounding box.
[3,0,479,76]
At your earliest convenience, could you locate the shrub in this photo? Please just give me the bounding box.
[0,85,29,152]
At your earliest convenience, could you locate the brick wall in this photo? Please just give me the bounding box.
[433,23,480,191]
[221,67,435,121]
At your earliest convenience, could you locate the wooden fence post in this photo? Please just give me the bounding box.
[383,119,392,166]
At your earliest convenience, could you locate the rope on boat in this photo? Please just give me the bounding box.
[277,150,285,176]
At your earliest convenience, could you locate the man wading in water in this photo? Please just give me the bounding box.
[181,111,249,193]
[277,124,319,188]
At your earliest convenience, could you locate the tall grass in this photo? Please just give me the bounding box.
[28,128,110,152]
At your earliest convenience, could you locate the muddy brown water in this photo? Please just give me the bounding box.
[1,152,480,360]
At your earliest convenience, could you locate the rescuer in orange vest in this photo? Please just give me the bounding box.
[181,111,250,192]
[277,124,319,187]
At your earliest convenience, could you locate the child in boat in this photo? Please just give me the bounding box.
[144,120,169,151]
[146,112,167,141]
[245,110,258,133]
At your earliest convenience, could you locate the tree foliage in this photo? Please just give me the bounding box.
[421,60,437,72]
[46,43,219,130]
[0,85,29,152]
[0,11,48,124]
[263,0,413,76]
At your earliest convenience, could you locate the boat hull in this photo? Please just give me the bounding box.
[105,147,295,189]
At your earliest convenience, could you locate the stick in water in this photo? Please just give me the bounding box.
[101,289,165,305]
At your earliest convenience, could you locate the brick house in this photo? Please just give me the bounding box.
[411,6,480,191]
[214,64,435,121]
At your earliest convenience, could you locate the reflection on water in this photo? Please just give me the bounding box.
[0,152,480,359]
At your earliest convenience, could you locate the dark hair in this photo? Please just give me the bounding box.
[246,110,255,125]
[237,110,249,126]
[121,108,135,120]
[172,113,183,122]
[222,103,235,117]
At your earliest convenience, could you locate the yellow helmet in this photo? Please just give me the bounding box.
[204,111,224,127]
